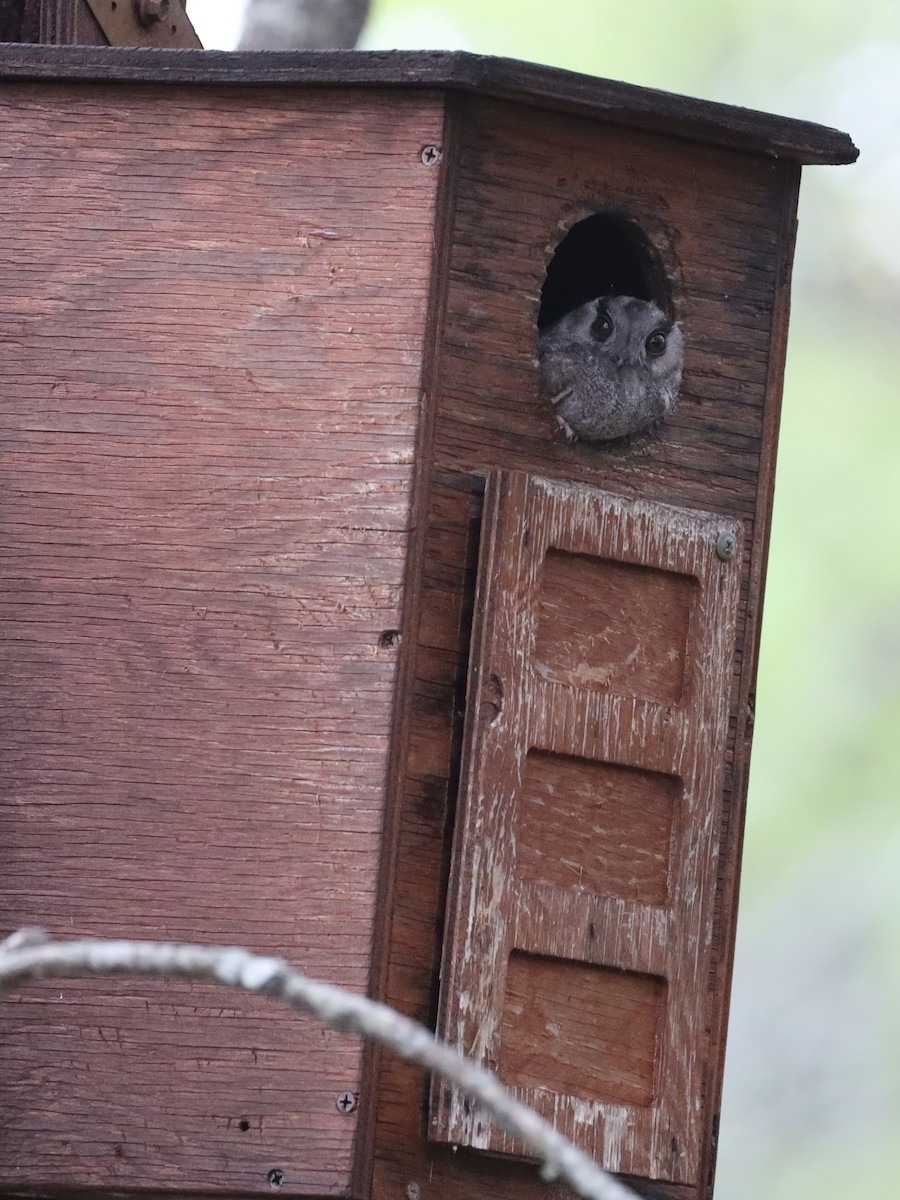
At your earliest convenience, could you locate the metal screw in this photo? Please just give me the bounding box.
[420,145,442,166]
[715,531,737,562]
[136,0,171,26]
[336,1091,358,1114]
[266,1169,284,1189]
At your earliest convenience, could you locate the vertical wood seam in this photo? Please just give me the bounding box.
[357,91,464,1200]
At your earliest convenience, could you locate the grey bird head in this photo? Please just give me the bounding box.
[539,295,684,442]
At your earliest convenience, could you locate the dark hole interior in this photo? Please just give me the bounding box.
[538,213,670,330]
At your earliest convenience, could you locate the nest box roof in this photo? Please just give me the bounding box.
[0,45,857,166]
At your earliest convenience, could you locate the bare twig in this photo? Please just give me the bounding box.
[0,929,638,1200]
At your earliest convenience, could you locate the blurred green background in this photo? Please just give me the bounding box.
[191,4,900,1196]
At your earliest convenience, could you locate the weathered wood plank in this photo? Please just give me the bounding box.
[0,82,443,1196]
[0,46,857,165]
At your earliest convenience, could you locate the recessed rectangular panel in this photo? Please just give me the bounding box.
[500,952,665,1108]
[534,549,698,703]
[517,750,679,904]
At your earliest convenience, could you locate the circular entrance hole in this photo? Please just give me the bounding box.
[538,213,672,330]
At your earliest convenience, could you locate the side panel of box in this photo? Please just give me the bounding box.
[373,96,798,1200]
[0,82,443,1197]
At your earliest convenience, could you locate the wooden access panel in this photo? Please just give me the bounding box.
[431,472,742,1185]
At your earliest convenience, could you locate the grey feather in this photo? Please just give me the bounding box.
[539,295,684,442]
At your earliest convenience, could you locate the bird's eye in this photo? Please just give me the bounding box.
[591,312,613,341]
[645,330,667,357]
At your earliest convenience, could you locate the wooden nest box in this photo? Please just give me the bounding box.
[0,44,855,1200]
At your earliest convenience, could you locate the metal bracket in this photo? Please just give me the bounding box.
[84,0,202,48]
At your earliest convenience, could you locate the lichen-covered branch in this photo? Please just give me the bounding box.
[0,928,638,1200]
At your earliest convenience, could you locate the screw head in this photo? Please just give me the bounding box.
[715,531,737,562]
[420,145,442,166]
[266,1168,284,1189]
[336,1091,358,1114]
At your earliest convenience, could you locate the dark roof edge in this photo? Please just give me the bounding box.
[0,44,858,166]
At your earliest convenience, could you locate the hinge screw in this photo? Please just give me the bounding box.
[336,1091,358,1114]
[136,0,171,26]
[266,1168,284,1189]
[715,531,737,562]
[420,145,442,166]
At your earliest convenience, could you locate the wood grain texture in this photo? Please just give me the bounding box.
[430,473,742,1183]
[517,751,680,904]
[21,0,108,45]
[0,45,857,166]
[500,953,665,1109]
[535,550,698,701]
[0,82,443,1196]
[372,95,802,1200]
